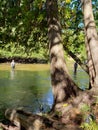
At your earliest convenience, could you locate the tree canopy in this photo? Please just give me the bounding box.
[0,0,98,60]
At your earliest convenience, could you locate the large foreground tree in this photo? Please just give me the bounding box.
[46,0,82,110]
[46,0,98,124]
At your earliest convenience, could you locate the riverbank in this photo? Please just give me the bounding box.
[0,57,48,64]
[0,108,83,130]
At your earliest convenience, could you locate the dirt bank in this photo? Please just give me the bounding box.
[0,57,48,64]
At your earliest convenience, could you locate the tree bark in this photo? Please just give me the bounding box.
[46,0,81,109]
[5,109,50,130]
[81,0,98,87]
[5,108,83,130]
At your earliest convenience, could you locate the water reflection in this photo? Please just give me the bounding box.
[71,68,89,90]
[0,68,53,114]
[73,72,77,80]
[10,69,15,80]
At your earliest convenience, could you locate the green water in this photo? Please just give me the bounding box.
[70,67,89,90]
[0,63,89,116]
[0,64,53,115]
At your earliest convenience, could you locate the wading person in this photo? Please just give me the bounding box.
[74,62,78,75]
[11,60,15,69]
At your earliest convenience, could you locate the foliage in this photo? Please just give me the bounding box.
[0,47,46,59]
[81,120,98,130]
[80,102,98,130]
[0,0,98,60]
[66,0,71,3]
[0,0,48,59]
[58,0,87,61]
[81,104,91,113]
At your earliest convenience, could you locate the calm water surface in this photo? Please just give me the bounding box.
[0,63,89,115]
[0,63,53,114]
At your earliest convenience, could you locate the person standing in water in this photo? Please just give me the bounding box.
[74,62,78,74]
[11,60,15,69]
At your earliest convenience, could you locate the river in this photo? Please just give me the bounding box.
[0,62,89,117]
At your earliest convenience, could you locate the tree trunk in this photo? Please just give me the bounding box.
[46,0,80,108]
[45,0,98,126]
[81,0,98,87]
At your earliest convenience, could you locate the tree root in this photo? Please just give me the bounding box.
[4,108,83,130]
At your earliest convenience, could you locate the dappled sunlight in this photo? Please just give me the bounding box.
[53,36,60,44]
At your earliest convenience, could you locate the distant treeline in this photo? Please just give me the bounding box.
[0,57,48,64]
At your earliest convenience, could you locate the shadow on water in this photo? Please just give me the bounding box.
[10,69,15,80]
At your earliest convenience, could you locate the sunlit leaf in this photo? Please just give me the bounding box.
[66,0,71,4]
[63,103,68,107]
